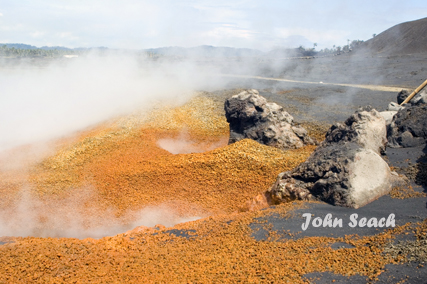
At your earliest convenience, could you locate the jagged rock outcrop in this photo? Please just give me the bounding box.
[269,143,394,208]
[388,104,427,148]
[224,89,314,149]
[268,106,396,209]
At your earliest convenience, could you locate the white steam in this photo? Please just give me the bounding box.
[0,186,201,239]
[130,205,201,228]
[0,47,391,240]
[157,131,227,154]
[0,52,233,239]
[0,49,388,155]
[0,52,229,152]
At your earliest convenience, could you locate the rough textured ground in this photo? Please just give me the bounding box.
[1,44,427,282]
[0,87,426,282]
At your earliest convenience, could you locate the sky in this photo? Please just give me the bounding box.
[1,0,427,51]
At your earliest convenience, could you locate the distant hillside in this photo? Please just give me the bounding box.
[145,45,263,58]
[0,43,39,50]
[0,43,106,51]
[267,47,317,58]
[144,45,320,58]
[360,17,427,55]
[39,46,72,51]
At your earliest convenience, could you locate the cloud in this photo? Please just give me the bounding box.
[58,31,79,41]
[203,24,256,40]
[31,31,46,38]
[0,1,426,50]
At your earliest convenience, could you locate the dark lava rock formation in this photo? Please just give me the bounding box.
[268,106,398,209]
[224,89,314,150]
[388,103,427,148]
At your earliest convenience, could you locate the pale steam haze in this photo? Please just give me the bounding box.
[0,53,230,151]
[0,185,202,239]
[157,131,228,154]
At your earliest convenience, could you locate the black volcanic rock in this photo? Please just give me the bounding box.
[268,106,396,209]
[388,104,427,147]
[224,89,314,150]
[397,90,410,104]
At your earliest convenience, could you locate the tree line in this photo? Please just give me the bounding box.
[1,39,366,59]
[0,45,83,58]
[297,39,365,57]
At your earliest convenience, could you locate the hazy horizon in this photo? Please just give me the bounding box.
[1,1,427,51]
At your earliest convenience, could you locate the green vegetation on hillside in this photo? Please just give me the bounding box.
[0,45,80,58]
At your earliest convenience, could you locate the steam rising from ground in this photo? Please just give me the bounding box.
[0,49,392,239]
[0,49,390,153]
[0,186,202,239]
[157,132,227,154]
[0,52,229,152]
[0,52,234,239]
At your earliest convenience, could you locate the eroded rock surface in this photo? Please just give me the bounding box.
[388,104,427,148]
[324,106,387,154]
[269,143,393,208]
[224,89,314,149]
[268,106,396,209]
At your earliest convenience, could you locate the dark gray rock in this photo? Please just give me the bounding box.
[268,106,396,209]
[388,104,427,148]
[224,89,314,149]
[397,90,409,105]
[268,143,393,208]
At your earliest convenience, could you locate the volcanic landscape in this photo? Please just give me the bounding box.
[1,18,427,283]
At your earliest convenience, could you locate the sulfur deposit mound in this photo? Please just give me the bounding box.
[268,106,396,209]
[224,89,314,150]
[0,94,316,237]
